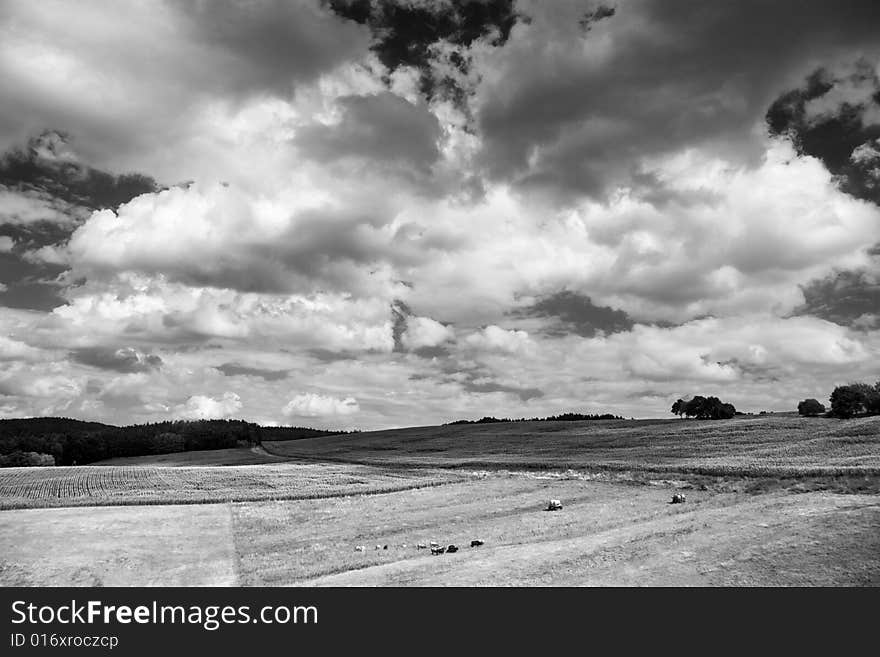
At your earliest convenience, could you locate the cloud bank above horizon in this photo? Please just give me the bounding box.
[1,0,879,429]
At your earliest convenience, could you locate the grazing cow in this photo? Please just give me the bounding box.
[417,543,427,549]
[547,499,563,511]
[431,546,447,555]
[374,544,382,550]
[446,544,459,553]
[355,545,366,552]
[470,539,484,547]
[671,493,686,504]
[429,541,440,548]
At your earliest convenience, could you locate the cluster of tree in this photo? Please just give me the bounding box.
[447,412,623,425]
[259,426,357,440]
[0,417,344,466]
[817,381,880,419]
[671,396,736,420]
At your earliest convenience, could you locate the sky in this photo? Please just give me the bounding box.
[0,0,879,429]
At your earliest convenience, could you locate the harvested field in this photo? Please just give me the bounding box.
[262,415,880,476]
[1,416,878,586]
[0,504,236,586]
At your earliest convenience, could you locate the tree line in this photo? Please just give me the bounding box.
[0,417,344,467]
[447,412,624,425]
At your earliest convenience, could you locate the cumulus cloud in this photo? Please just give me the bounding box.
[401,316,455,350]
[0,1,371,176]
[51,275,396,353]
[474,0,880,200]
[283,392,359,417]
[175,392,243,420]
[62,182,459,297]
[464,325,532,354]
[0,1,878,428]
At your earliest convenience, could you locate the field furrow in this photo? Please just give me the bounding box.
[0,463,465,510]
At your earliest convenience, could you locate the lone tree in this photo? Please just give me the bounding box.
[676,395,736,420]
[797,398,825,416]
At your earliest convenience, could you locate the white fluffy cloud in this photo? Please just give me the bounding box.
[175,392,243,420]
[283,393,359,418]
[0,2,878,428]
[464,325,532,355]
[401,316,455,350]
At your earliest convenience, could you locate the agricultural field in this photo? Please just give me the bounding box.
[0,462,465,510]
[92,445,290,467]
[263,414,880,476]
[1,415,878,586]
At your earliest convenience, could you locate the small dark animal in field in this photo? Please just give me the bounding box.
[670,493,686,504]
[698,484,709,491]
[470,539,484,547]
[383,545,388,550]
[546,499,563,511]
[446,544,459,553]
[431,546,447,555]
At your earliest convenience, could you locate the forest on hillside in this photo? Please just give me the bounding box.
[0,418,343,466]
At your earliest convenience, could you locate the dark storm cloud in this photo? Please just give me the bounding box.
[767,61,880,205]
[307,348,359,362]
[296,92,442,170]
[327,0,518,100]
[0,277,67,311]
[391,299,412,352]
[578,4,615,32]
[176,0,372,97]
[71,347,163,373]
[0,1,371,176]
[768,62,880,330]
[412,345,451,359]
[461,379,543,401]
[0,131,158,212]
[476,0,880,201]
[0,250,66,311]
[795,263,880,330]
[215,363,289,381]
[515,290,634,337]
[0,132,159,311]
[714,359,782,383]
[410,356,543,402]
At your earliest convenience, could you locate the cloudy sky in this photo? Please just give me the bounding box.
[1,0,879,429]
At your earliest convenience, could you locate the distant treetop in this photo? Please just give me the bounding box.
[446,412,623,425]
